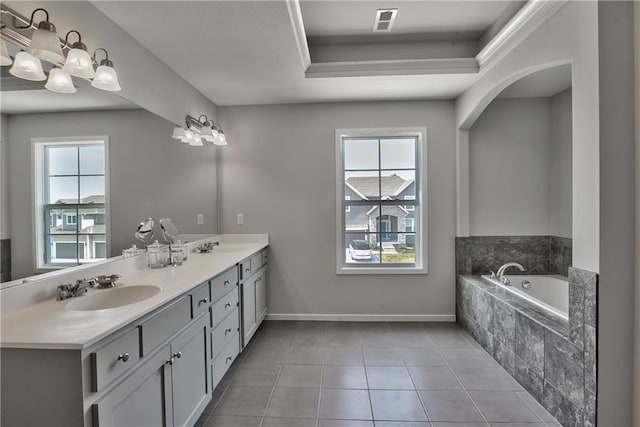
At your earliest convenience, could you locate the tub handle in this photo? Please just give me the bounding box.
[521,280,531,290]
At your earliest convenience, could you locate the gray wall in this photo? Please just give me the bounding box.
[4,109,218,279]
[549,89,573,238]
[219,101,456,317]
[469,95,571,237]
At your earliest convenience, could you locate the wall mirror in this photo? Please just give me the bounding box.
[0,20,217,287]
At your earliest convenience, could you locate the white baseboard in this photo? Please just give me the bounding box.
[265,313,456,322]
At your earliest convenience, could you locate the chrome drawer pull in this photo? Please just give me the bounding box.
[173,352,182,359]
[199,298,208,305]
[117,353,130,363]
[245,268,250,273]
[225,303,231,309]
[166,357,174,365]
[224,280,230,286]
[225,356,233,364]
[225,328,232,335]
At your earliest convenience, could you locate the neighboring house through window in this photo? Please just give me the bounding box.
[34,137,109,269]
[336,128,427,274]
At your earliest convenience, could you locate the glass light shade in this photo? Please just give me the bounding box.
[28,28,65,64]
[45,68,76,93]
[171,126,186,140]
[0,39,12,66]
[214,132,227,146]
[91,65,121,91]
[63,48,95,78]
[189,134,204,146]
[180,130,194,143]
[201,133,216,142]
[9,52,46,81]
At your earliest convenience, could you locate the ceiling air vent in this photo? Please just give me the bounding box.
[373,8,397,32]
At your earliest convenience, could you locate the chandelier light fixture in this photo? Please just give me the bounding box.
[0,5,121,93]
[171,115,228,147]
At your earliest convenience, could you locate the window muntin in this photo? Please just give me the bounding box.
[340,135,419,269]
[36,140,107,268]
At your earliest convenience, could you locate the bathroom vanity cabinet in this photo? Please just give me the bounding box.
[0,244,269,427]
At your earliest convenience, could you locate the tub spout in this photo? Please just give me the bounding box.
[496,262,525,285]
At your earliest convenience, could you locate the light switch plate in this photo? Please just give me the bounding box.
[237,213,244,225]
[197,214,204,225]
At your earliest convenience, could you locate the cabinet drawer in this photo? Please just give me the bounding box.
[140,296,191,356]
[191,282,211,318]
[211,267,238,302]
[213,332,239,386]
[250,253,263,273]
[91,328,141,392]
[211,307,239,359]
[211,287,239,326]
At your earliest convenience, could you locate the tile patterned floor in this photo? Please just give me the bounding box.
[196,321,560,427]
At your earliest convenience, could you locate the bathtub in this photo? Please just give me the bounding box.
[480,274,569,320]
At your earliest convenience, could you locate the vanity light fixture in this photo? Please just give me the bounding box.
[91,48,121,92]
[172,115,228,146]
[62,30,95,79]
[9,51,46,81]
[0,39,12,66]
[20,8,65,64]
[0,6,122,93]
[45,67,76,93]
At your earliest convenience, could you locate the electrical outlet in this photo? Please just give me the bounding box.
[237,213,244,225]
[197,213,204,225]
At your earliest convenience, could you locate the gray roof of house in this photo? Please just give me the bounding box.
[346,174,412,199]
[55,195,105,204]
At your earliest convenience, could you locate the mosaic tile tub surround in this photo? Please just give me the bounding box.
[455,235,572,276]
[456,269,597,426]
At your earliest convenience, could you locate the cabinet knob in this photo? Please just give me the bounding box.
[166,357,174,365]
[225,303,231,309]
[225,356,233,364]
[245,268,250,273]
[224,280,230,286]
[225,328,232,335]
[199,297,208,305]
[117,353,130,363]
[173,352,182,359]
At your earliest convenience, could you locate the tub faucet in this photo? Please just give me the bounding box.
[496,262,525,285]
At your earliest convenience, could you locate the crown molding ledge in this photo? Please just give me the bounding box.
[306,58,479,78]
[285,0,312,72]
[476,0,568,70]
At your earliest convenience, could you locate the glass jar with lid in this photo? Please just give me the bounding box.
[147,240,169,269]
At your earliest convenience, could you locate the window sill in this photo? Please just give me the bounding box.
[337,265,428,275]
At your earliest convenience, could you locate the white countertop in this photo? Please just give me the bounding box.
[0,240,267,350]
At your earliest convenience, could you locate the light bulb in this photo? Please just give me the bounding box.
[45,68,76,93]
[63,48,95,79]
[180,130,194,144]
[214,131,227,146]
[92,64,121,92]
[9,52,46,81]
[172,126,186,140]
[189,134,204,146]
[28,22,65,64]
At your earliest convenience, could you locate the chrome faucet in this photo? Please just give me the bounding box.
[56,278,96,300]
[496,262,525,285]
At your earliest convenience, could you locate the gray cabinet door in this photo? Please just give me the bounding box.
[255,268,268,326]
[242,279,256,346]
[93,346,172,427]
[171,315,210,427]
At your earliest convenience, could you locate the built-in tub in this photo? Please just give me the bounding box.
[481,274,568,320]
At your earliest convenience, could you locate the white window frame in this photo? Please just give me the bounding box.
[32,136,110,271]
[405,218,415,232]
[404,195,416,211]
[66,214,77,225]
[335,127,428,275]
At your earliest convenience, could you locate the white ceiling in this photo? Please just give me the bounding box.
[93,1,522,106]
[300,1,513,37]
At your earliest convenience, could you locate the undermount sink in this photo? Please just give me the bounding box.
[65,285,162,311]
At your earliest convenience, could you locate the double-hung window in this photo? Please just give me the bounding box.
[34,137,108,269]
[336,128,427,274]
